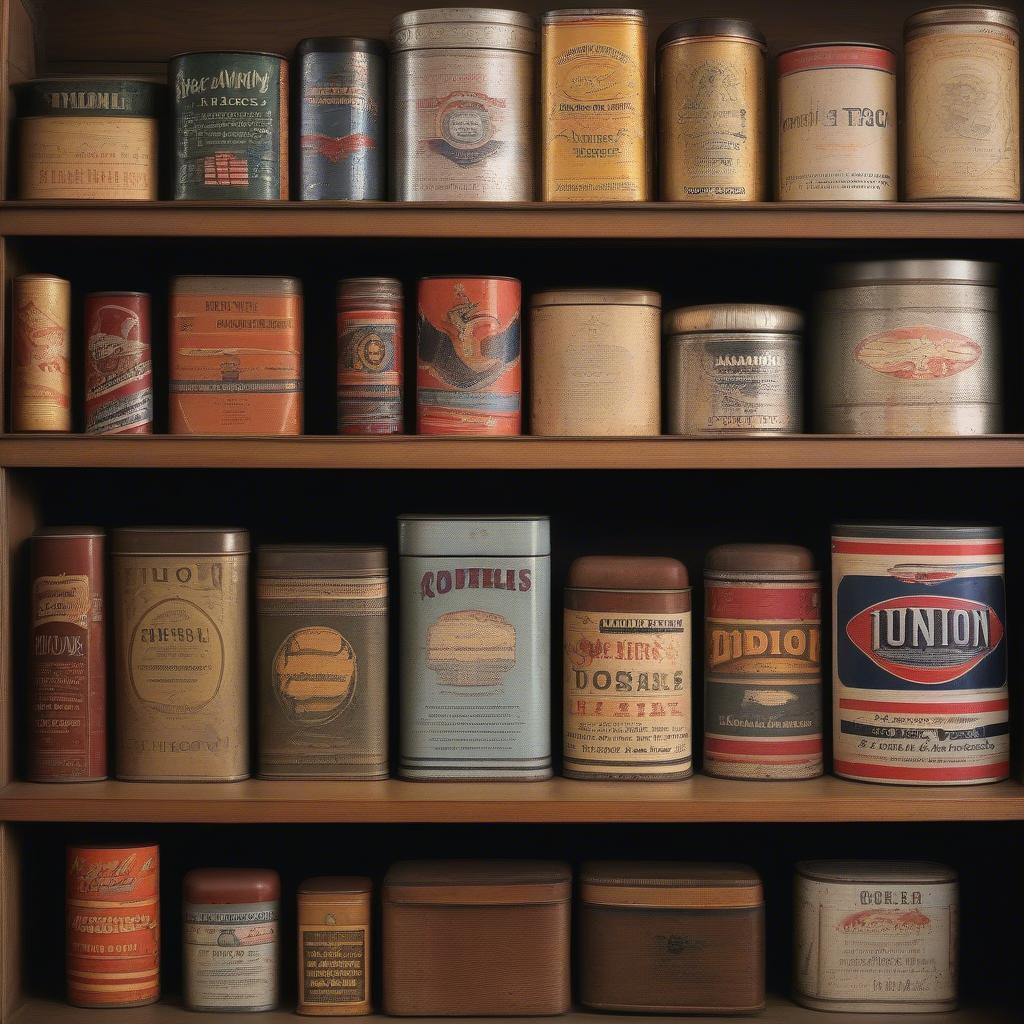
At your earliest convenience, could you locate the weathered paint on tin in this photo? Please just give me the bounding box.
[85,292,153,434]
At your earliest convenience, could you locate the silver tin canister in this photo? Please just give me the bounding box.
[390,8,536,201]
[665,304,803,435]
[398,514,551,780]
[816,260,1002,435]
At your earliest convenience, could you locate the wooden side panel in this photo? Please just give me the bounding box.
[2,0,40,199]
[0,823,22,1022]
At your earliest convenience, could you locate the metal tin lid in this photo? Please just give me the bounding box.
[337,277,403,301]
[530,288,661,308]
[399,514,550,557]
[391,9,537,52]
[112,527,250,555]
[86,291,149,298]
[16,78,163,118]
[797,860,957,885]
[171,276,302,295]
[581,862,762,909]
[183,867,281,903]
[258,544,387,573]
[832,522,1002,539]
[385,860,571,905]
[298,876,372,895]
[658,18,765,49]
[33,526,105,539]
[827,259,997,287]
[171,50,287,61]
[706,543,816,574]
[567,555,689,590]
[664,304,803,335]
[296,36,388,57]
[778,40,897,56]
[543,9,646,23]
[420,275,521,283]
[906,5,1019,33]
[15,273,70,285]
[777,42,897,77]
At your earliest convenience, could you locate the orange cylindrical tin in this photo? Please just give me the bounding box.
[416,276,522,435]
[85,292,153,434]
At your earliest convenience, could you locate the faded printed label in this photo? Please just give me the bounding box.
[34,575,90,628]
[14,292,71,431]
[337,309,403,434]
[696,340,799,432]
[301,925,366,1005]
[86,300,153,434]
[854,326,981,380]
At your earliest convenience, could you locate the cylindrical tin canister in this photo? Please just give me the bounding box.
[541,9,650,201]
[17,78,161,200]
[184,868,280,1012]
[112,527,250,781]
[11,274,72,433]
[391,9,536,201]
[529,288,660,435]
[777,43,897,200]
[704,544,823,780]
[665,304,803,436]
[816,260,1001,435]
[84,292,153,435]
[297,38,387,200]
[257,545,389,779]
[657,19,767,201]
[794,861,958,1012]
[297,877,372,1016]
[169,276,303,435]
[29,528,106,783]
[337,278,404,434]
[905,7,1020,201]
[66,844,159,1007]
[832,523,1008,785]
[564,556,692,780]
[416,276,521,435]
[171,51,289,199]
[399,514,552,780]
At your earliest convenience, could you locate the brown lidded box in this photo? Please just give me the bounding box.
[383,860,571,1016]
[579,861,765,1015]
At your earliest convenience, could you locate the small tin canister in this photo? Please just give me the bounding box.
[816,260,1001,435]
[171,51,289,199]
[391,9,536,201]
[398,514,551,780]
[704,544,823,780]
[542,9,650,201]
[113,527,250,782]
[777,43,897,200]
[564,556,692,780]
[794,861,958,1012]
[665,304,803,436]
[657,19,767,201]
[297,38,387,200]
[905,7,1020,201]
[832,523,1008,785]
[417,276,521,435]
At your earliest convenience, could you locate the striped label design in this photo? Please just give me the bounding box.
[337,309,403,434]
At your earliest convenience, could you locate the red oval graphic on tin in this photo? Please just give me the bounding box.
[839,909,931,933]
[854,325,981,380]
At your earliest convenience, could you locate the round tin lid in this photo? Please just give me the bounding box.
[832,522,1002,539]
[33,526,104,539]
[530,288,661,308]
[184,867,281,903]
[170,49,287,60]
[171,275,302,295]
[705,543,816,574]
[258,544,387,572]
[542,9,646,23]
[391,8,537,52]
[580,862,762,909]
[385,860,571,905]
[86,291,150,298]
[798,860,956,884]
[827,259,997,287]
[905,5,1019,33]
[16,273,70,284]
[419,275,521,283]
[399,514,550,557]
[298,876,372,894]
[581,861,760,887]
[112,527,250,555]
[658,18,765,49]
[296,36,388,57]
[567,555,689,590]
[337,276,402,293]
[16,77,164,118]
[778,40,897,56]
[664,304,803,335]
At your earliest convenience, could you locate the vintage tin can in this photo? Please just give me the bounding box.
[112,527,250,782]
[704,544,823,781]
[417,276,521,435]
[171,51,289,199]
[17,77,160,200]
[399,514,551,780]
[184,868,280,1012]
[816,260,1001,435]
[84,292,153,435]
[794,861,958,1012]
[541,9,650,201]
[29,528,106,783]
[11,274,72,433]
[657,19,767,201]
[337,278,404,434]
[665,304,803,436]
[170,276,303,435]
[297,877,372,1016]
[257,545,389,780]
[777,43,897,200]
[529,288,660,435]
[297,38,387,200]
[391,9,536,201]
[832,523,1007,785]
[564,556,692,780]
[905,7,1020,200]
[66,843,160,1008]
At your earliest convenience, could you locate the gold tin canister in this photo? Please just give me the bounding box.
[541,9,650,201]
[657,19,767,201]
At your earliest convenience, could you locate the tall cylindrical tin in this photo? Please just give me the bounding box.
[337,278,404,434]
[171,51,289,199]
[112,527,250,782]
[390,9,536,201]
[905,7,1020,201]
[84,292,153,435]
[66,844,160,1008]
[704,544,823,780]
[541,9,650,201]
[398,514,552,780]
[29,528,106,783]
[832,523,1008,785]
[529,288,660,435]
[664,304,803,436]
[657,19,767,201]
[777,43,897,200]
[816,260,1001,435]
[297,38,387,200]
[563,556,692,780]
[416,276,521,435]
[11,274,72,433]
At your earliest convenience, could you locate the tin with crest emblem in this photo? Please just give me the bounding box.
[85,292,153,434]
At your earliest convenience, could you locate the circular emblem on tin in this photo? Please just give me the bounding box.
[273,626,357,724]
[440,97,492,149]
[358,332,388,370]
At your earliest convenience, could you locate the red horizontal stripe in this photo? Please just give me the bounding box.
[840,698,1008,714]
[835,760,1008,781]
[706,583,820,619]
[779,45,896,77]
[832,540,1003,555]
[705,737,823,755]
